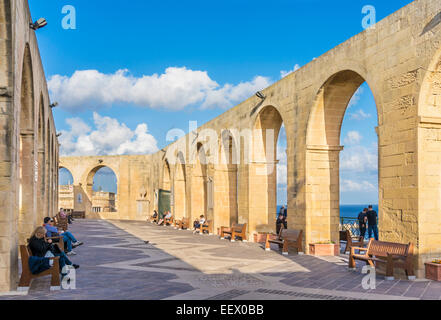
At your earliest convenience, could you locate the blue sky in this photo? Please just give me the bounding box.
[39,0,413,204]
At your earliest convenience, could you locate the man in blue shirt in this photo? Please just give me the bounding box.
[43,217,83,255]
[366,205,379,240]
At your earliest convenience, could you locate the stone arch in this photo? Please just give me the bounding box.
[85,164,119,215]
[162,159,171,191]
[415,47,441,264]
[37,94,45,221]
[174,152,187,220]
[18,43,36,244]
[248,105,285,236]
[191,143,208,223]
[305,69,379,247]
[45,120,50,217]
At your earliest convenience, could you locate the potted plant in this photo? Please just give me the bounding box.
[425,259,441,281]
[309,241,340,256]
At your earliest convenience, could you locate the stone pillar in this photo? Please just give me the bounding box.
[37,148,45,222]
[304,145,343,252]
[18,131,36,245]
[248,160,277,240]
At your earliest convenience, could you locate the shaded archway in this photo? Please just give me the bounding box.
[249,105,285,236]
[18,44,35,244]
[174,152,187,220]
[306,70,379,246]
[163,160,171,191]
[191,143,208,223]
[36,95,45,222]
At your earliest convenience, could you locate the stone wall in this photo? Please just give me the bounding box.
[0,0,59,292]
[61,0,441,278]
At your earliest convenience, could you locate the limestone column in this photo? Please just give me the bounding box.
[304,145,343,252]
[18,131,36,245]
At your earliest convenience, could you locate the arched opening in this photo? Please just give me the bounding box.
[277,124,288,225]
[58,167,75,213]
[87,166,118,214]
[191,143,208,224]
[174,152,187,220]
[37,95,45,222]
[163,160,171,191]
[306,70,379,246]
[18,45,35,244]
[250,105,285,236]
[158,160,172,218]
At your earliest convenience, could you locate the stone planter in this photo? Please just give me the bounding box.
[309,243,340,256]
[253,232,269,243]
[425,262,441,281]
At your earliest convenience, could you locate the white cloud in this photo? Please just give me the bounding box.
[59,113,159,156]
[348,86,364,108]
[343,130,362,145]
[48,67,271,112]
[277,138,287,185]
[341,179,376,192]
[280,64,301,78]
[340,145,377,172]
[349,109,371,120]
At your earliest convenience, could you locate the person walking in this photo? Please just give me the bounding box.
[357,208,368,239]
[366,205,379,240]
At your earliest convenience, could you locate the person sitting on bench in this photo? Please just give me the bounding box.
[44,217,83,256]
[193,215,206,231]
[158,211,172,225]
[28,226,79,277]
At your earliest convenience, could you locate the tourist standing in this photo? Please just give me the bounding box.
[357,208,368,239]
[366,205,378,240]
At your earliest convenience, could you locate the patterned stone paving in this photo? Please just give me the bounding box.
[0,219,440,300]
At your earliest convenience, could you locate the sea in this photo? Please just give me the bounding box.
[277,204,379,219]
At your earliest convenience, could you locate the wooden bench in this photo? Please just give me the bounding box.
[72,211,85,219]
[220,223,247,242]
[45,235,65,253]
[265,229,303,255]
[340,230,364,254]
[175,217,190,230]
[164,216,174,226]
[349,238,415,280]
[148,214,158,223]
[18,244,61,291]
[54,213,68,232]
[195,220,213,235]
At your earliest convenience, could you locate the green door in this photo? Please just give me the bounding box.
[158,189,171,219]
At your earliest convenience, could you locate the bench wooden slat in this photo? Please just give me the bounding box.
[265,228,303,255]
[349,238,414,279]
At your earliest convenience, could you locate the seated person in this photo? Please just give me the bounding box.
[162,211,173,225]
[60,208,74,224]
[193,215,206,233]
[149,210,158,223]
[28,226,79,277]
[44,217,83,256]
[276,213,287,235]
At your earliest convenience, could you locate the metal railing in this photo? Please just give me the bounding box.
[340,217,361,237]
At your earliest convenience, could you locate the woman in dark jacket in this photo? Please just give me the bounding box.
[28,226,79,273]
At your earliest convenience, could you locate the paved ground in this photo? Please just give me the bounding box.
[0,219,440,300]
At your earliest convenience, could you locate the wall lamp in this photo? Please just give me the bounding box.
[255,91,266,100]
[56,133,62,137]
[30,18,48,30]
[50,102,58,108]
